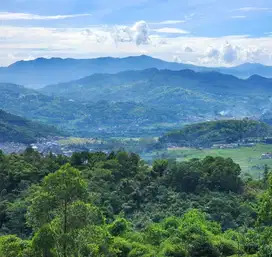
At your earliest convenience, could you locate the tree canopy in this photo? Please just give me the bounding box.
[0,149,270,256]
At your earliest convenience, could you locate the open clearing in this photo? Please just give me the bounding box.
[143,144,272,179]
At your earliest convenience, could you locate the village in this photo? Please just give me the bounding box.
[1,135,272,162]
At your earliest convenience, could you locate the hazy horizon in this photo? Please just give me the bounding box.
[1,54,271,69]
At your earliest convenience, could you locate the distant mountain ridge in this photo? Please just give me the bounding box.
[1,55,272,88]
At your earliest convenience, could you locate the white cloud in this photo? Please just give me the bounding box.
[109,21,150,46]
[200,41,272,66]
[184,46,193,52]
[222,43,238,63]
[235,7,270,12]
[0,12,91,20]
[206,46,220,58]
[153,27,189,34]
[231,15,246,19]
[0,23,272,67]
[150,20,186,25]
[131,21,150,45]
[201,43,239,64]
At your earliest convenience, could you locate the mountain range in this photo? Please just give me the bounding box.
[41,68,272,118]
[1,54,272,138]
[0,66,271,138]
[1,55,272,89]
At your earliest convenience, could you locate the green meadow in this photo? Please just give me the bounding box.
[144,144,272,179]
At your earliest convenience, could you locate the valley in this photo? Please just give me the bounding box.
[2,0,272,253]
[1,55,272,257]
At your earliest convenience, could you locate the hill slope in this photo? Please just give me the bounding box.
[2,65,272,138]
[0,83,178,137]
[0,109,61,144]
[159,119,272,148]
[42,68,272,118]
[1,55,272,88]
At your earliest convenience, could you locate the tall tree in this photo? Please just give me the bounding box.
[26,164,102,257]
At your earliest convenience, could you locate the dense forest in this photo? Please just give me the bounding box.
[0,148,272,256]
[159,119,272,148]
[0,109,61,144]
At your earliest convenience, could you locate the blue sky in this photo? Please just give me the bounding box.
[0,0,272,66]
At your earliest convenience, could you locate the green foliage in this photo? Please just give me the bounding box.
[165,156,243,193]
[159,119,272,148]
[26,164,89,230]
[0,235,33,257]
[109,218,131,236]
[159,242,187,257]
[152,159,168,178]
[258,173,272,225]
[0,150,267,256]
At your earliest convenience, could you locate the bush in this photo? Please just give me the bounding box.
[0,235,33,257]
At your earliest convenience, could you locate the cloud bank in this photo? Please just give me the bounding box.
[235,7,270,12]
[154,27,189,34]
[0,20,272,67]
[151,20,186,25]
[0,12,91,20]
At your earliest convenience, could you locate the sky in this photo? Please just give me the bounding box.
[0,0,272,66]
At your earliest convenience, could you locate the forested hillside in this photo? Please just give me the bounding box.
[0,109,61,144]
[42,69,272,101]
[0,83,178,137]
[1,66,272,137]
[42,69,272,122]
[0,149,271,256]
[1,68,272,138]
[159,119,272,148]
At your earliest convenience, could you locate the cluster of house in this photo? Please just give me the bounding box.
[261,153,272,159]
[30,139,89,157]
[211,143,256,149]
[0,142,26,154]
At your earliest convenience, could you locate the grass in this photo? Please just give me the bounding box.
[143,144,272,179]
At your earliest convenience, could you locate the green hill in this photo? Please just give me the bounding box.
[0,83,178,137]
[0,109,61,144]
[41,69,272,121]
[159,119,272,148]
[2,65,272,138]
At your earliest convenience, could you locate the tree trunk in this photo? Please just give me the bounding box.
[63,200,67,257]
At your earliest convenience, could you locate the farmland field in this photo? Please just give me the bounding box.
[143,144,272,179]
